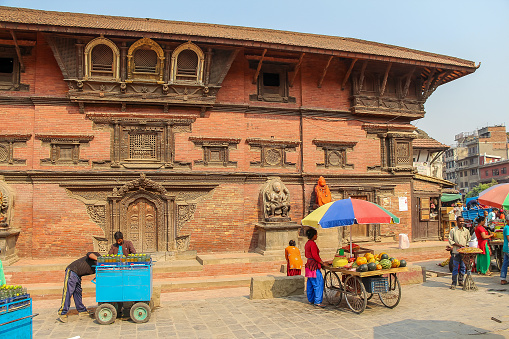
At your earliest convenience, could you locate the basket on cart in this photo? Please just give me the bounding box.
[0,293,37,339]
[362,276,389,294]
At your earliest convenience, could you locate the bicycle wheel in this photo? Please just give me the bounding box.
[344,275,367,314]
[324,271,343,306]
[379,274,401,308]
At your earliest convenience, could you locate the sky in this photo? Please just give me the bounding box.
[1,0,507,146]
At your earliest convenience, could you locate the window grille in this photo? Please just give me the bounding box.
[176,50,198,81]
[129,134,157,159]
[91,44,113,75]
[134,49,157,73]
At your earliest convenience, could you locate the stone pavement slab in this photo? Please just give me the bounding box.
[32,273,509,338]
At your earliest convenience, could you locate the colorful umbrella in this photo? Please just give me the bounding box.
[301,198,400,229]
[478,183,509,210]
[301,198,400,257]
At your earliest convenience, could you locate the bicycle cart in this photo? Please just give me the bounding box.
[0,294,38,338]
[322,264,408,314]
[92,256,153,325]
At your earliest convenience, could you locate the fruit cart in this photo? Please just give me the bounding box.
[0,288,38,339]
[489,239,504,271]
[92,254,153,325]
[322,263,408,314]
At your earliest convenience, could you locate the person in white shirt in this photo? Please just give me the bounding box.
[448,216,471,289]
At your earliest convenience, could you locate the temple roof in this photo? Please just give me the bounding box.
[0,6,477,71]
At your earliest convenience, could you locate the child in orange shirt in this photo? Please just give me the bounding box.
[285,240,303,276]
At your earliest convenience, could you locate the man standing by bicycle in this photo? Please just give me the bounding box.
[448,216,471,290]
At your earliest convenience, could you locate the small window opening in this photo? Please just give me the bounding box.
[263,73,280,87]
[0,58,14,74]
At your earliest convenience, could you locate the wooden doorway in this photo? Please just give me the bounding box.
[412,195,440,241]
[349,195,370,241]
[126,198,158,252]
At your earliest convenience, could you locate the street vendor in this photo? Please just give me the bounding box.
[475,216,494,276]
[304,228,326,307]
[58,251,100,323]
[500,219,509,285]
[448,216,471,290]
[108,231,136,256]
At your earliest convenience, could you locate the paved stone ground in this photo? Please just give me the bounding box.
[31,262,509,339]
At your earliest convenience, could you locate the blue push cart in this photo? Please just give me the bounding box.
[93,259,153,325]
[0,295,38,338]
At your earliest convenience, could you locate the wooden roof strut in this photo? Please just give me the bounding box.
[289,52,305,87]
[402,67,416,98]
[9,30,24,72]
[252,49,267,84]
[318,56,333,88]
[358,60,368,92]
[379,62,392,96]
[341,58,358,90]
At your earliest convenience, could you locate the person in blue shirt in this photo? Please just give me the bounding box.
[108,231,136,256]
[500,219,509,285]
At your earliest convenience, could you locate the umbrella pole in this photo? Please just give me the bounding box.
[350,225,353,258]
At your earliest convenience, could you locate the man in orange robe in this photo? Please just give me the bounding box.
[315,176,332,206]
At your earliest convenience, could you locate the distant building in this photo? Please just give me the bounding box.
[480,158,509,184]
[412,129,449,179]
[443,125,509,193]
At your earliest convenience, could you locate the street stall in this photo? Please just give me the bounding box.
[0,285,38,338]
[92,253,153,325]
[457,247,483,291]
[302,198,407,314]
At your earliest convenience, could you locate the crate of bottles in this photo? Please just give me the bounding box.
[0,285,34,339]
[97,253,152,266]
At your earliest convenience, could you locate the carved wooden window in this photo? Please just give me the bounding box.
[246,138,299,168]
[0,134,31,165]
[190,137,240,167]
[127,38,165,83]
[249,63,295,103]
[0,48,22,91]
[395,141,411,165]
[84,37,120,81]
[36,135,93,165]
[170,42,204,84]
[313,140,357,169]
[129,133,158,160]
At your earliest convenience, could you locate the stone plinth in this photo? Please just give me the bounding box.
[250,275,305,299]
[0,228,20,265]
[255,221,301,255]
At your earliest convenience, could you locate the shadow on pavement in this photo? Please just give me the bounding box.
[373,319,505,338]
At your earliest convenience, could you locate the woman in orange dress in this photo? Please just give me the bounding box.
[285,240,303,276]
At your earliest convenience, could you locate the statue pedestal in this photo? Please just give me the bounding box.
[0,228,20,265]
[254,221,301,256]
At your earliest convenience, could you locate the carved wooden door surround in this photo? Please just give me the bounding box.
[126,197,158,252]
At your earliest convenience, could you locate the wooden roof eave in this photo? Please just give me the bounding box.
[0,21,477,73]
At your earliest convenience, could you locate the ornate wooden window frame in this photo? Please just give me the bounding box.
[246,138,300,168]
[170,42,205,85]
[84,37,120,81]
[313,139,357,169]
[0,134,31,165]
[189,136,240,167]
[126,38,165,84]
[0,46,30,91]
[36,134,93,165]
[249,63,295,103]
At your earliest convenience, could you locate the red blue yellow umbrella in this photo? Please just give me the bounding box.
[478,183,509,210]
[301,198,400,229]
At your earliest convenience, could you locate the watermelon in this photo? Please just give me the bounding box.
[356,264,368,272]
[380,254,389,260]
[367,262,377,271]
[389,257,395,262]
[380,259,391,269]
[399,260,407,267]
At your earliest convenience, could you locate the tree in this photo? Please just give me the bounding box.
[466,179,498,198]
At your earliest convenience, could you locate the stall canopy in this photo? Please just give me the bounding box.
[441,193,461,203]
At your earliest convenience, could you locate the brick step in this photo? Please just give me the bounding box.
[25,273,279,299]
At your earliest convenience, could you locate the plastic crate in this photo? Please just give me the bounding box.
[362,277,388,294]
[0,296,33,339]
[95,262,152,303]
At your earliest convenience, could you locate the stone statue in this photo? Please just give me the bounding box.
[315,176,332,207]
[262,178,291,221]
[0,179,14,228]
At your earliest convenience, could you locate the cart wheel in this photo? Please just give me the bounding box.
[130,302,151,323]
[494,248,502,272]
[366,293,374,301]
[324,271,342,306]
[343,276,367,314]
[95,303,117,325]
[379,274,401,308]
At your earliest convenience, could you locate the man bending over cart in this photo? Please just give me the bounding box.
[108,231,136,256]
[58,252,100,323]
